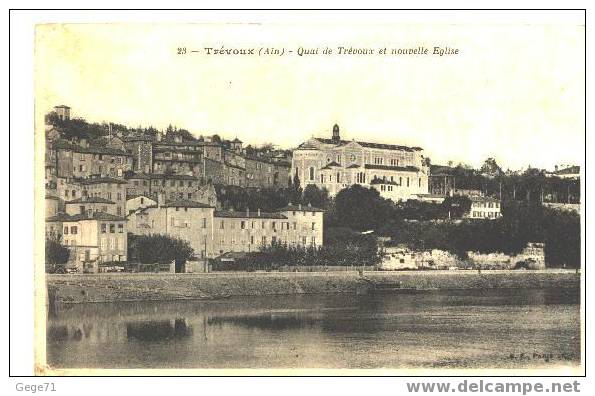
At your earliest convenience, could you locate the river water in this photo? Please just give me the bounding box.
[46,288,580,369]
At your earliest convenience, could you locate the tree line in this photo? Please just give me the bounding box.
[432,161,580,204]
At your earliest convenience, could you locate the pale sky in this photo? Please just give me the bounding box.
[35,20,584,171]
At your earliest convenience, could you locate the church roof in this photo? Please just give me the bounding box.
[313,137,421,152]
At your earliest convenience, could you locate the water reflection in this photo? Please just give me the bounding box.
[127,319,192,341]
[46,288,581,369]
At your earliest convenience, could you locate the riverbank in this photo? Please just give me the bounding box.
[46,269,580,304]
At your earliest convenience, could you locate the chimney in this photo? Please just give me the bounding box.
[257,208,261,217]
[298,203,302,210]
[246,208,250,217]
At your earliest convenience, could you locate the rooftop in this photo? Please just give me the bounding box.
[415,193,448,198]
[76,177,128,185]
[65,197,115,204]
[161,199,214,209]
[53,140,132,157]
[276,204,325,212]
[554,166,580,175]
[125,172,200,180]
[321,161,342,170]
[122,134,154,142]
[214,210,287,219]
[469,196,500,202]
[312,137,422,152]
[46,212,126,222]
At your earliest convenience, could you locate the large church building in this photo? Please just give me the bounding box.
[292,124,429,201]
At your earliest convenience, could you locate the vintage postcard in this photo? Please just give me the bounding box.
[33,11,584,376]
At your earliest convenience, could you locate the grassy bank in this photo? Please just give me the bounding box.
[46,270,580,304]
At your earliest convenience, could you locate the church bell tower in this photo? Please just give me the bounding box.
[332,124,340,142]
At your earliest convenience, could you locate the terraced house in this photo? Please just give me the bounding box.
[127,197,323,259]
[52,139,133,179]
[124,130,290,189]
[292,124,429,200]
[45,211,128,273]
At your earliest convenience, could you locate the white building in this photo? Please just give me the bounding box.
[546,165,580,180]
[292,124,429,200]
[467,196,502,220]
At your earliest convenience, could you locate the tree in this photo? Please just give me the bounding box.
[292,173,301,191]
[480,157,504,177]
[302,185,330,209]
[543,209,580,268]
[128,234,194,264]
[46,235,70,265]
[333,185,394,232]
[441,195,472,219]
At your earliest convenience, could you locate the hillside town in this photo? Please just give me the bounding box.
[44,105,581,274]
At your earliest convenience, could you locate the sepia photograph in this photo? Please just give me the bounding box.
[28,10,584,376]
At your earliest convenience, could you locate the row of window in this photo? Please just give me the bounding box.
[219,235,317,246]
[171,217,208,228]
[133,179,196,187]
[472,201,500,208]
[160,152,200,160]
[80,154,126,164]
[320,173,342,183]
[356,172,367,184]
[251,163,274,172]
[129,191,198,201]
[61,236,124,250]
[100,223,125,233]
[74,165,125,176]
[78,205,122,215]
[63,226,77,235]
[100,237,124,250]
[63,190,123,201]
[219,220,316,231]
[471,212,502,219]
